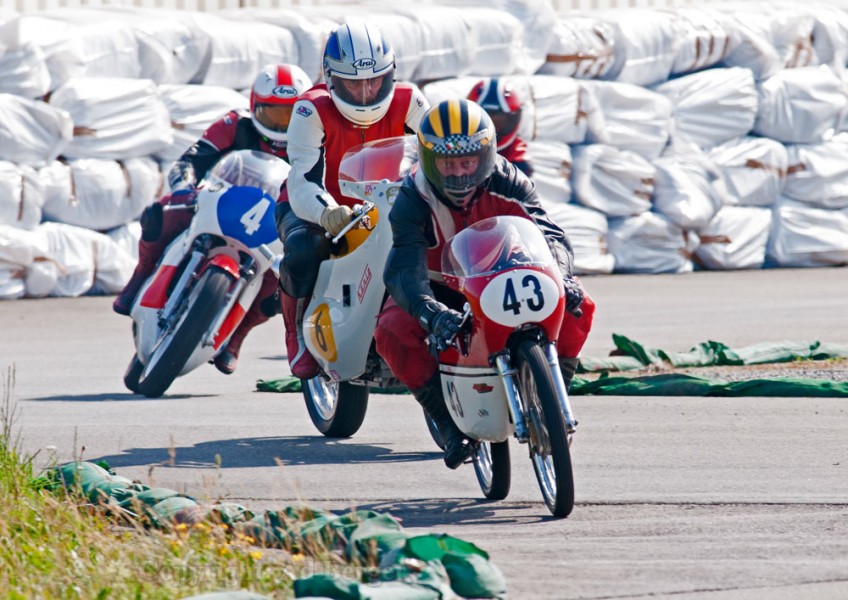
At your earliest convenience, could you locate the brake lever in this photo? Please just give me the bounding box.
[326,201,376,244]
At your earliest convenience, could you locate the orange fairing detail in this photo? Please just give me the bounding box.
[213,303,246,350]
[140,265,177,309]
[337,205,378,256]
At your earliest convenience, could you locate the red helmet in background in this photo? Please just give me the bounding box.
[467,77,522,151]
[250,63,312,146]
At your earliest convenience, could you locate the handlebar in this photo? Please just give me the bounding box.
[326,201,376,244]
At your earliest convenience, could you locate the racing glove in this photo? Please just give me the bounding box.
[418,301,465,352]
[563,275,584,316]
[320,205,354,236]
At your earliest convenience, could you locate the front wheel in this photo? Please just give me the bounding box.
[473,441,511,500]
[303,376,369,438]
[137,266,233,398]
[517,340,574,518]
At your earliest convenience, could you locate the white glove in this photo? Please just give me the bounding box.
[320,205,353,236]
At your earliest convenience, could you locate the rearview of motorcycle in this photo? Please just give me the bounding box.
[123,150,289,398]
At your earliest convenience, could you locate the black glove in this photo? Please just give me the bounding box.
[418,301,464,352]
[563,275,584,316]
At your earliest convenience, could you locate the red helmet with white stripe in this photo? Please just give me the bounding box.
[250,63,312,146]
[467,78,523,151]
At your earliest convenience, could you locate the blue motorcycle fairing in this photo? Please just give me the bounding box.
[216,186,279,248]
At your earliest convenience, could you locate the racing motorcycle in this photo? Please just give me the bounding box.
[123,150,290,398]
[300,136,416,437]
[435,215,578,518]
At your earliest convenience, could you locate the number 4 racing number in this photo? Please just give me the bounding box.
[502,274,545,315]
[240,198,271,235]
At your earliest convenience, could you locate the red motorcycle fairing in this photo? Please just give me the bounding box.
[213,303,246,350]
[202,254,241,279]
[140,265,178,309]
[441,263,566,369]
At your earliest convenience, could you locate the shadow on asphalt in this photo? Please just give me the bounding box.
[90,436,442,470]
[25,393,213,402]
[358,498,550,526]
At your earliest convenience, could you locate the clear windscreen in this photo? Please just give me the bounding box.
[442,216,554,278]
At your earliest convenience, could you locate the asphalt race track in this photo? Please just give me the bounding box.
[2,267,847,599]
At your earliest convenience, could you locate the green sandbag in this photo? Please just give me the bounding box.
[146,496,203,526]
[118,487,181,510]
[209,503,253,525]
[293,572,444,600]
[570,374,848,397]
[347,513,409,562]
[402,534,489,562]
[442,552,507,599]
[47,462,135,503]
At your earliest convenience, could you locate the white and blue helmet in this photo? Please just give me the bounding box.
[323,21,396,127]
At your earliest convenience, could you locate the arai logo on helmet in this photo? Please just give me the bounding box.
[272,85,298,98]
[352,58,376,69]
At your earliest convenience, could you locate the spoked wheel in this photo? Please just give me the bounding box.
[473,440,511,500]
[123,355,144,394]
[516,340,574,518]
[303,376,369,438]
[137,266,233,398]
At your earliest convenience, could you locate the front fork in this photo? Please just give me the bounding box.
[494,341,579,445]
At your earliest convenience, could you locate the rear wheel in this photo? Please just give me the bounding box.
[137,266,233,398]
[303,377,369,438]
[516,340,574,518]
[473,440,511,500]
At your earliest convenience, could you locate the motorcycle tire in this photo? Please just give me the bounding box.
[517,340,575,518]
[137,266,233,398]
[123,355,144,394]
[302,377,369,438]
[473,440,511,500]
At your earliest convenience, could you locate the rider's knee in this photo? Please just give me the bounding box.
[140,203,163,242]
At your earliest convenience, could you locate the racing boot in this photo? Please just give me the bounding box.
[213,273,279,375]
[412,373,475,470]
[280,289,320,379]
[112,238,163,316]
[113,202,173,316]
[559,357,580,392]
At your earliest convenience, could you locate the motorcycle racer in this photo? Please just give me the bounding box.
[275,20,429,379]
[113,63,311,375]
[467,77,533,176]
[374,99,595,469]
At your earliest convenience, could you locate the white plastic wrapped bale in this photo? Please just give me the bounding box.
[218,9,334,85]
[394,6,475,81]
[0,35,50,99]
[598,9,679,87]
[809,4,848,78]
[447,0,557,75]
[527,140,572,206]
[104,220,141,262]
[538,16,618,80]
[0,224,51,299]
[102,8,210,85]
[571,143,654,218]
[39,157,161,231]
[714,4,782,81]
[0,161,45,230]
[783,135,848,210]
[582,80,672,160]
[48,77,173,160]
[9,15,85,93]
[155,84,250,162]
[189,12,299,90]
[359,11,423,83]
[694,205,771,270]
[708,135,787,207]
[541,200,614,275]
[35,221,136,296]
[759,1,818,69]
[457,8,524,76]
[39,8,142,79]
[0,94,72,166]
[607,212,696,274]
[651,67,758,151]
[652,150,724,230]
[766,197,848,267]
[753,66,848,144]
[527,76,604,145]
[669,8,731,77]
